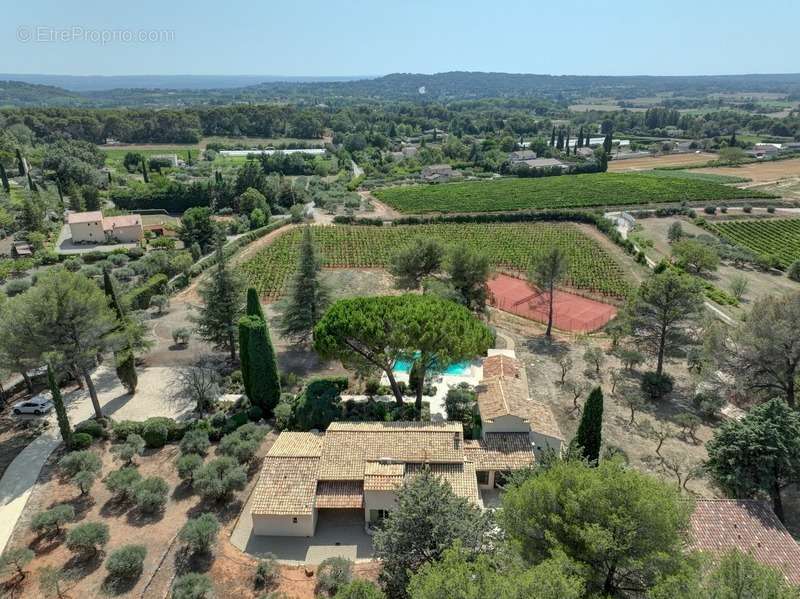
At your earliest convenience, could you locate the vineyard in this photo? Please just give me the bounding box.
[707,218,800,268]
[241,223,632,299]
[373,172,773,214]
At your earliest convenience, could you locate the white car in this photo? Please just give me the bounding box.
[13,396,54,416]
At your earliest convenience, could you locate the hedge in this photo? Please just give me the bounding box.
[125,273,169,310]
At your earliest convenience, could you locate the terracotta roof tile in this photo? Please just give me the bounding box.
[364,461,406,491]
[251,457,319,516]
[319,422,465,480]
[103,214,141,229]
[464,433,535,470]
[67,210,103,224]
[690,499,800,584]
[315,480,363,509]
[404,463,481,505]
[267,432,323,458]
[482,355,521,379]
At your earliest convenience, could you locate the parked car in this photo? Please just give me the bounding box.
[13,396,54,416]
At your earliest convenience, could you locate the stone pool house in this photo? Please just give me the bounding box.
[251,354,563,537]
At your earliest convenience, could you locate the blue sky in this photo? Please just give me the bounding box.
[2,0,797,77]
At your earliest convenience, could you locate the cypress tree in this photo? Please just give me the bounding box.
[27,172,38,194]
[141,157,149,184]
[603,132,613,154]
[239,315,281,415]
[586,131,591,147]
[103,270,137,394]
[550,126,556,147]
[730,129,737,146]
[238,316,254,400]
[577,126,584,148]
[47,365,72,448]
[0,162,9,193]
[15,149,26,176]
[574,386,604,464]
[246,287,265,321]
[278,226,330,343]
[56,180,64,208]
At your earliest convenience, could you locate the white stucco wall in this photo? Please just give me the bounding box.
[481,415,531,435]
[108,225,143,243]
[363,490,398,522]
[70,221,104,243]
[252,512,316,537]
[530,431,563,457]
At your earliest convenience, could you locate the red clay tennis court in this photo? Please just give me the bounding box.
[488,274,617,333]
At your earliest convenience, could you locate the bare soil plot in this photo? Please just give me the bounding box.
[694,158,800,184]
[608,153,717,172]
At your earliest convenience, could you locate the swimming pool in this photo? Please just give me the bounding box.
[393,356,472,377]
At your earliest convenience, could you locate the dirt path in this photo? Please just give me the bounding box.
[358,191,402,220]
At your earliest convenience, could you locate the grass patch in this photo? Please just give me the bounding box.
[241,222,632,299]
[373,173,773,214]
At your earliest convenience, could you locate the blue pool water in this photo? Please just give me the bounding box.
[393,356,471,376]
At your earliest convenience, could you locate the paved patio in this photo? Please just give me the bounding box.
[231,501,374,565]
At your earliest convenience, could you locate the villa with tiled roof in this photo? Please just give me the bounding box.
[251,353,563,538]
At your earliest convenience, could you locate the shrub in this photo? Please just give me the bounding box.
[172,327,191,345]
[112,420,143,441]
[333,580,386,599]
[178,513,220,554]
[641,371,675,401]
[141,420,168,448]
[364,379,380,396]
[73,470,98,495]
[193,457,247,502]
[248,405,264,421]
[144,416,184,442]
[176,453,203,484]
[693,391,725,419]
[172,573,213,599]
[703,206,717,215]
[767,205,776,213]
[125,273,168,310]
[30,504,75,537]
[219,424,267,464]
[70,432,93,450]
[112,433,146,465]
[742,204,752,213]
[180,429,210,456]
[66,522,109,557]
[274,401,294,431]
[133,476,169,514]
[59,450,102,477]
[5,278,31,296]
[105,544,146,581]
[254,553,278,589]
[74,420,105,439]
[316,556,353,596]
[105,467,142,502]
[788,260,800,282]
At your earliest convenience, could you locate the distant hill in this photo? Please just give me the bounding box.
[0,80,86,106]
[1,71,800,108]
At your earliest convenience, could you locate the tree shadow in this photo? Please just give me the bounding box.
[171,480,195,501]
[125,507,165,527]
[525,335,571,358]
[56,495,95,519]
[186,497,243,524]
[101,571,143,596]
[99,496,132,518]
[174,547,214,576]
[63,551,104,579]
[28,531,65,555]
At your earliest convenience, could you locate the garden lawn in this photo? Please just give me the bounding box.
[241,222,632,300]
[373,172,773,214]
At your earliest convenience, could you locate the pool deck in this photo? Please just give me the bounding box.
[379,362,483,418]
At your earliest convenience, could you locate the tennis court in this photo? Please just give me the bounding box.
[488,274,617,333]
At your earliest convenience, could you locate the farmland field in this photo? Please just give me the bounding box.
[241,223,632,299]
[372,173,772,214]
[607,153,717,171]
[639,169,750,184]
[693,158,800,183]
[706,218,800,268]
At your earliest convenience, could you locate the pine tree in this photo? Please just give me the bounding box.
[141,156,149,184]
[103,270,137,394]
[574,386,604,464]
[240,315,281,415]
[550,126,556,147]
[47,365,71,448]
[194,232,244,360]
[246,287,265,320]
[278,226,330,343]
[0,162,9,193]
